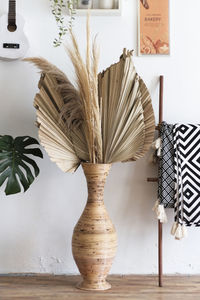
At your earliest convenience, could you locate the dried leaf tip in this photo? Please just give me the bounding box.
[121,48,134,59]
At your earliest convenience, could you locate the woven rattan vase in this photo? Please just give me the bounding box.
[72,163,117,291]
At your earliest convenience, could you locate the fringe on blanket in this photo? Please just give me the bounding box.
[152,199,168,223]
[171,222,188,240]
[152,136,168,223]
[151,136,167,223]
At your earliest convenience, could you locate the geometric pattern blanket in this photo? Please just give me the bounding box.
[158,122,175,208]
[173,124,200,227]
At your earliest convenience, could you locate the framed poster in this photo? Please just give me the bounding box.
[138,0,170,55]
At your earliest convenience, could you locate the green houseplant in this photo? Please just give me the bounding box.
[0,135,43,195]
[50,0,78,47]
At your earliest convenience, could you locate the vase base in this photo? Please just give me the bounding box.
[77,280,111,291]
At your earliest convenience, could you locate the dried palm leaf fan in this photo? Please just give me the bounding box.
[25,16,155,291]
[25,19,155,169]
[98,49,155,163]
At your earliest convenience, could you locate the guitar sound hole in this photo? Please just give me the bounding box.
[7,24,17,32]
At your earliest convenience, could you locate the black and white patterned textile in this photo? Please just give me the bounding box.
[158,122,175,208]
[173,124,200,227]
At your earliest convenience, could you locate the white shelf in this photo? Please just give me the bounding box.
[74,0,122,16]
[76,8,121,16]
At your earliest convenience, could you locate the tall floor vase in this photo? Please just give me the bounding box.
[72,163,117,291]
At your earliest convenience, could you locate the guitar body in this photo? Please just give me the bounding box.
[0,14,29,61]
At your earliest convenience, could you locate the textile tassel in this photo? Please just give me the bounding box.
[152,200,168,223]
[151,137,161,157]
[175,224,183,240]
[171,223,187,240]
[152,199,159,212]
[157,147,161,157]
[171,222,178,236]
[157,205,168,223]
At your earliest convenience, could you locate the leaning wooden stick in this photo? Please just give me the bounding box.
[158,75,164,288]
[147,75,164,287]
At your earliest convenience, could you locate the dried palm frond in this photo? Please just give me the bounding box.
[24,57,83,129]
[25,17,155,173]
[98,49,155,163]
[34,84,80,172]
[127,78,155,161]
[23,58,89,172]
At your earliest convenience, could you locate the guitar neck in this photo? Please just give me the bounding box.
[8,0,16,26]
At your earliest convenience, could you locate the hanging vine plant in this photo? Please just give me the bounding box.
[50,0,78,47]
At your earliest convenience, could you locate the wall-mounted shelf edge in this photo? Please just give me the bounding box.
[76,9,121,16]
[74,0,122,16]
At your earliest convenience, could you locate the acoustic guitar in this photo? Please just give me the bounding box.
[0,0,29,61]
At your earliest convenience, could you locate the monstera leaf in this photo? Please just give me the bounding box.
[0,135,43,195]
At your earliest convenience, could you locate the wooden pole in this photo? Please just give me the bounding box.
[158,75,164,287]
[147,75,164,287]
[159,76,164,124]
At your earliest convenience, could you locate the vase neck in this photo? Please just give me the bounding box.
[82,163,111,203]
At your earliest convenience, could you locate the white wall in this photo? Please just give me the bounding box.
[0,0,200,275]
